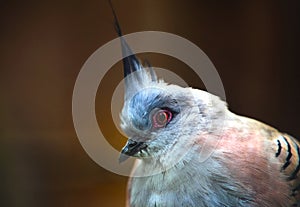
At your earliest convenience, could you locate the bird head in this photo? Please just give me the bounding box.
[119,64,227,166]
[117,40,227,165]
[110,4,227,165]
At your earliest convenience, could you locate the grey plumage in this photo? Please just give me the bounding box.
[109,3,300,206]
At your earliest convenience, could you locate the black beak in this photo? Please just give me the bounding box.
[119,139,147,163]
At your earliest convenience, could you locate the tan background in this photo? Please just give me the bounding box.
[1,0,300,206]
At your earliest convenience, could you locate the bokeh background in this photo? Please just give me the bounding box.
[1,0,299,206]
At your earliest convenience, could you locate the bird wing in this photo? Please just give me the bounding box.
[272,132,300,203]
[208,116,300,206]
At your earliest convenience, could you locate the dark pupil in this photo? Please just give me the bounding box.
[157,112,167,124]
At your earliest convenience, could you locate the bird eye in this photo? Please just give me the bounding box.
[152,109,172,128]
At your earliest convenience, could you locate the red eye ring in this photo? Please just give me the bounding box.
[152,109,172,128]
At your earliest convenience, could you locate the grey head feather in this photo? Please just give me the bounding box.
[143,59,158,82]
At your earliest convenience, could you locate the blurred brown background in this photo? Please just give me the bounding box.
[1,0,299,206]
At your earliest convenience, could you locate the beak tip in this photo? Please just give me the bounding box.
[119,139,147,163]
[119,153,130,163]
